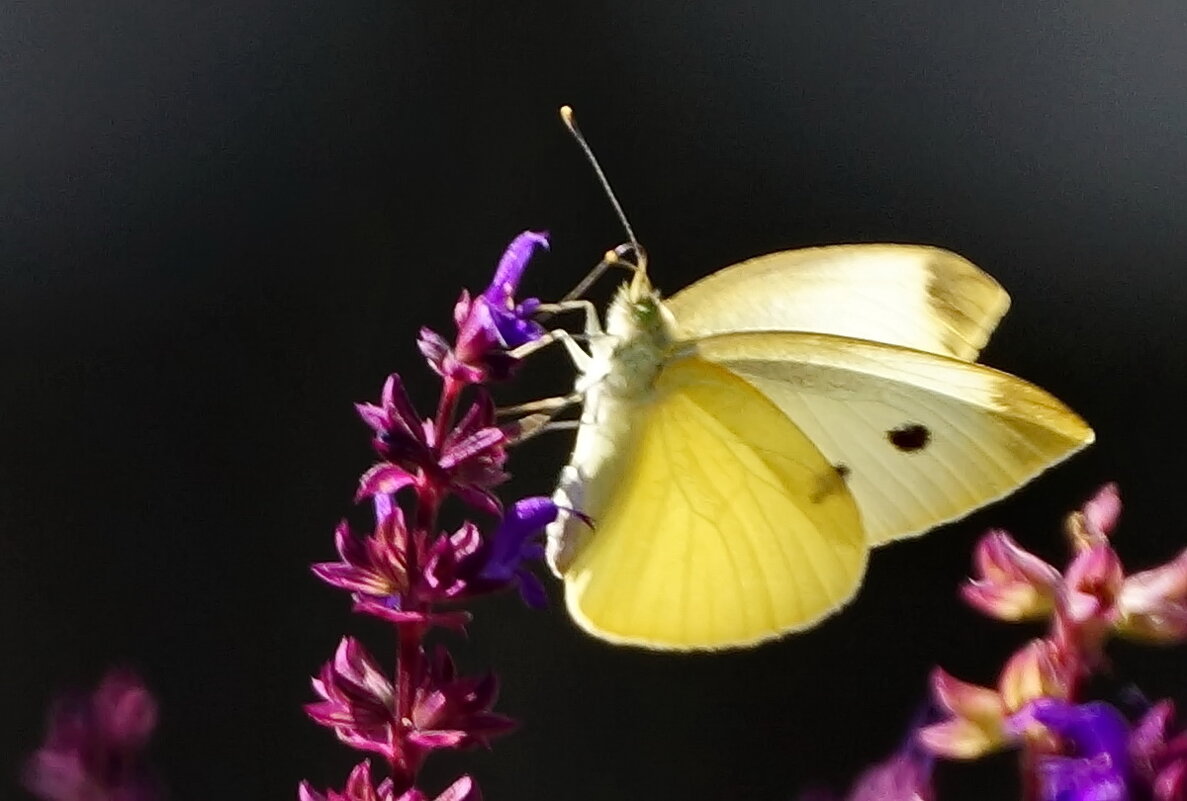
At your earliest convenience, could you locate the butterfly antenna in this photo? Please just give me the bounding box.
[560,105,647,299]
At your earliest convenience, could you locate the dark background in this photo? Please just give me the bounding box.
[4,3,1186,799]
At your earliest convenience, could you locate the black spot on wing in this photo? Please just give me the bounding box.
[887,423,930,453]
[810,463,852,504]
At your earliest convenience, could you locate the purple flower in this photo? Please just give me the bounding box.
[472,496,558,608]
[313,511,411,599]
[306,638,398,762]
[476,230,548,349]
[1012,700,1132,801]
[408,648,516,755]
[24,670,160,801]
[356,379,509,514]
[299,761,480,801]
[306,233,554,799]
[315,497,555,625]
[312,509,471,629]
[422,231,548,384]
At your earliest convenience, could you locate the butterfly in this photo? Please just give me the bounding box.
[541,242,1094,650]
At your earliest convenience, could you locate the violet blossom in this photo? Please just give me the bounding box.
[303,232,558,801]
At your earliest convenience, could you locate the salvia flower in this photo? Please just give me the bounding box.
[299,761,480,801]
[962,530,1063,621]
[919,638,1070,759]
[315,497,557,628]
[305,233,556,799]
[1011,699,1131,801]
[25,669,160,801]
[356,378,510,514]
[916,484,1187,800]
[1007,698,1187,801]
[420,231,548,384]
[407,647,516,755]
[306,638,399,762]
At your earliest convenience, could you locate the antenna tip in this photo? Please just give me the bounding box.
[559,105,576,130]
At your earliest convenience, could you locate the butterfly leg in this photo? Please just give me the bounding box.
[507,327,593,372]
[505,415,581,445]
[498,393,584,417]
[534,299,605,338]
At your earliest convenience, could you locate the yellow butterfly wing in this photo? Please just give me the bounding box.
[687,332,1094,547]
[665,245,1010,361]
[563,355,867,650]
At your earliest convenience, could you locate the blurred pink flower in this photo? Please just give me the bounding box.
[25,670,159,801]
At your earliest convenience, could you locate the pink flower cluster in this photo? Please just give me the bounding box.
[300,232,558,801]
[918,485,1187,801]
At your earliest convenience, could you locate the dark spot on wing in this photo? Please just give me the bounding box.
[811,463,852,504]
[888,423,930,452]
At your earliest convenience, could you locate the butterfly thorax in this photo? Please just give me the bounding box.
[545,282,677,576]
[589,283,677,399]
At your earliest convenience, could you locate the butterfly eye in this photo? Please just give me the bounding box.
[633,298,658,319]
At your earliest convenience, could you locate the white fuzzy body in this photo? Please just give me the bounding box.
[545,284,677,575]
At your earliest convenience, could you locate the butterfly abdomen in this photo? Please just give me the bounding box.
[545,286,678,576]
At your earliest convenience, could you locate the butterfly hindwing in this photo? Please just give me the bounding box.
[563,355,867,650]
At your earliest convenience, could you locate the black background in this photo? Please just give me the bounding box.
[4,3,1187,800]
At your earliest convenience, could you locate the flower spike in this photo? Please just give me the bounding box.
[306,234,556,799]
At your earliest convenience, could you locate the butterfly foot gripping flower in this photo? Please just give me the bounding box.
[25,669,160,801]
[304,233,558,800]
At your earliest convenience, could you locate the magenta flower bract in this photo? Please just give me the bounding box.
[307,638,398,761]
[356,378,510,515]
[25,669,160,801]
[407,647,516,754]
[305,233,554,799]
[299,761,480,801]
[917,485,1187,801]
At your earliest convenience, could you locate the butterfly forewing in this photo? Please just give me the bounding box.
[665,245,1010,361]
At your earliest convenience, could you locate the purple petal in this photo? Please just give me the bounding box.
[515,569,549,609]
[489,310,543,350]
[417,328,453,376]
[434,775,481,801]
[438,427,505,471]
[483,231,549,305]
[408,730,469,750]
[356,464,416,501]
[480,497,557,581]
[1036,754,1128,801]
[1027,700,1132,772]
[380,373,422,433]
